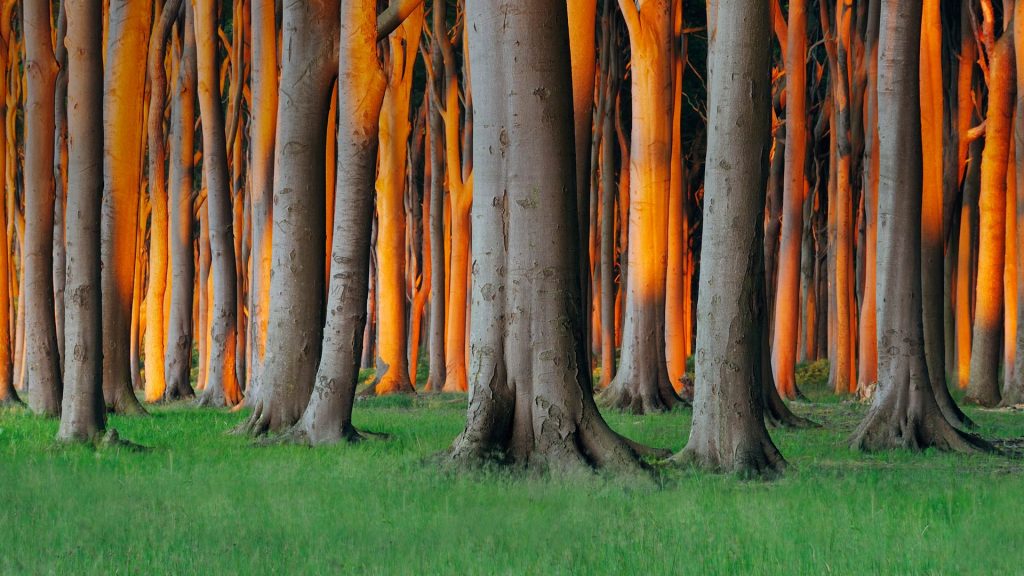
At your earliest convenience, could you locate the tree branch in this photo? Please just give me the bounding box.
[377,0,425,41]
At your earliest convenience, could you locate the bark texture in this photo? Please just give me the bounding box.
[447,0,650,472]
[58,0,105,441]
[23,0,63,416]
[674,0,786,477]
[244,0,338,434]
[101,0,150,415]
[851,0,989,453]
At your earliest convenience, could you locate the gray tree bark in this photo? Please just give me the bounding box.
[851,0,989,453]
[58,0,106,442]
[447,0,657,472]
[674,0,786,477]
[164,3,197,402]
[24,0,63,416]
[243,0,338,435]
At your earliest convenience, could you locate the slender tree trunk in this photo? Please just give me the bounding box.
[101,0,150,415]
[967,23,1016,407]
[197,196,211,391]
[599,45,618,389]
[164,4,197,402]
[143,0,183,403]
[53,5,68,375]
[834,0,857,395]
[193,0,241,407]
[603,0,682,414]
[242,0,338,434]
[245,0,276,408]
[285,0,387,445]
[852,0,989,454]
[23,0,63,416]
[774,0,809,400]
[448,0,654,473]
[424,12,446,392]
[58,0,106,441]
[857,0,880,397]
[0,17,19,407]
[364,5,422,397]
[1007,0,1024,405]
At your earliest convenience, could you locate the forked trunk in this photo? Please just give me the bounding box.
[243,0,338,434]
[164,5,197,402]
[285,0,386,445]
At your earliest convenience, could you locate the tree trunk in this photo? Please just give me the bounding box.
[245,0,277,407]
[164,3,197,402]
[674,0,785,477]
[58,0,106,441]
[143,0,183,403]
[773,0,809,400]
[0,17,19,407]
[23,0,63,416]
[101,0,150,415]
[242,0,338,434]
[363,5,422,397]
[448,0,653,473]
[966,24,1016,407]
[193,0,241,408]
[834,0,857,395]
[284,0,387,445]
[603,0,682,414]
[53,5,68,375]
[1007,0,1024,405]
[857,0,880,397]
[424,10,446,392]
[851,0,989,454]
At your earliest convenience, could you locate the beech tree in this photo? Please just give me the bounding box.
[58,0,105,441]
[193,0,241,408]
[675,0,785,476]
[101,0,150,415]
[23,0,62,416]
[446,0,654,471]
[164,3,197,402]
[243,0,338,434]
[851,0,989,453]
[603,0,683,414]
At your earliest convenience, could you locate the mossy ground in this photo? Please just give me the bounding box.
[2,361,1022,574]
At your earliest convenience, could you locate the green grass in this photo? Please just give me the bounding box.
[2,365,1024,575]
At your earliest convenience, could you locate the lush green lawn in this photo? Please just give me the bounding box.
[2,363,1023,575]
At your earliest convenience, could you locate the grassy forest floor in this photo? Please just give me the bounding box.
[3,361,1024,574]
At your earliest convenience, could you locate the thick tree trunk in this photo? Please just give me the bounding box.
[674,0,785,477]
[966,24,1016,407]
[164,5,197,402]
[852,0,989,454]
[23,0,63,416]
[603,0,682,414]
[193,0,241,408]
[58,0,106,441]
[285,0,386,445]
[243,0,338,434]
[143,0,183,403]
[448,0,652,473]
[245,0,277,407]
[773,0,809,400]
[834,0,857,395]
[101,0,150,415]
